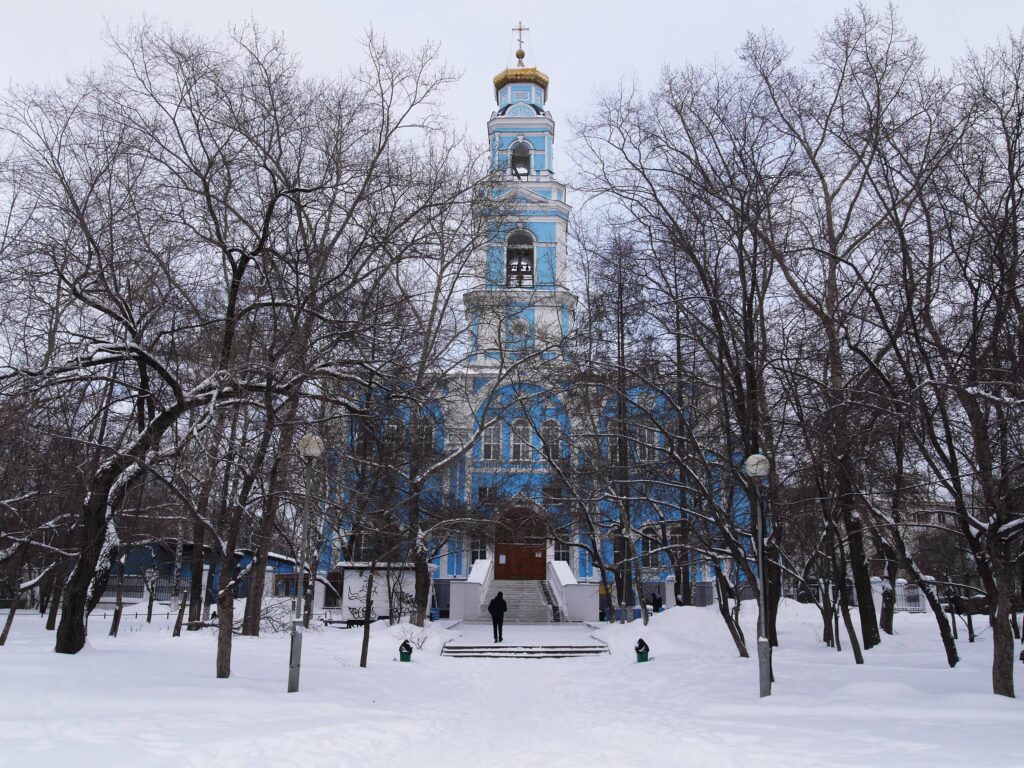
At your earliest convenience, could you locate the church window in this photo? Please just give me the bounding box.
[554,535,573,564]
[413,420,435,460]
[612,532,629,565]
[636,425,658,463]
[482,423,500,461]
[469,536,488,565]
[510,140,531,177]
[510,418,532,461]
[506,229,535,287]
[541,419,561,462]
[641,525,661,569]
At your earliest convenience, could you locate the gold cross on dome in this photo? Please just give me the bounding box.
[513,21,529,66]
[513,21,529,49]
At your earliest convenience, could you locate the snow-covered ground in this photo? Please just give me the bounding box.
[1,601,1021,767]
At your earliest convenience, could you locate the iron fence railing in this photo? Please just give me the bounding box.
[101,575,193,603]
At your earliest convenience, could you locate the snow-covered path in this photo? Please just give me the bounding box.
[1,602,1021,767]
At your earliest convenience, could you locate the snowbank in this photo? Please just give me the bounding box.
[1,603,1021,768]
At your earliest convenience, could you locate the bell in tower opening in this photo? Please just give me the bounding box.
[510,140,531,178]
[506,230,535,287]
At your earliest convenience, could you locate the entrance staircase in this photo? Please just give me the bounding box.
[479,579,556,623]
[443,579,608,659]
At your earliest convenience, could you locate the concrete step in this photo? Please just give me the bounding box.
[441,643,608,659]
[482,579,556,623]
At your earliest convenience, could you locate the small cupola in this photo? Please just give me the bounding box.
[493,23,549,107]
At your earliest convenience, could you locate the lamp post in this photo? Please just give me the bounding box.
[742,452,772,698]
[288,433,325,693]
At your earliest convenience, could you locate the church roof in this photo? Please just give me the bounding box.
[493,65,549,98]
[493,42,549,103]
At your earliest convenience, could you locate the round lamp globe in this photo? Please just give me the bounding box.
[742,453,770,480]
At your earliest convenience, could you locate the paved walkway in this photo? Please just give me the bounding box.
[446,621,604,647]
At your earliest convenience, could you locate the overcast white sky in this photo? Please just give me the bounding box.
[1,0,1019,170]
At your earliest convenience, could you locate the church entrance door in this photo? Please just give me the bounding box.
[493,506,547,580]
[494,543,546,579]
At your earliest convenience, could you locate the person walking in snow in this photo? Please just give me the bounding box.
[488,591,507,642]
[651,592,663,613]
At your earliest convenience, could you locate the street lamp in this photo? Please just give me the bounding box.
[742,452,772,698]
[288,433,325,693]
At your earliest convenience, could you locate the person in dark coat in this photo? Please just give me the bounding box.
[651,592,663,613]
[488,591,508,642]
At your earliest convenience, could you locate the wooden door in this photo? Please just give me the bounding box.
[494,543,546,579]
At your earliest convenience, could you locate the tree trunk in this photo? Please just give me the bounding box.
[146,578,156,623]
[187,521,206,630]
[109,565,125,638]
[991,555,1016,697]
[171,518,185,615]
[714,564,748,657]
[820,579,835,647]
[839,591,864,664]
[836,543,864,664]
[766,540,781,647]
[45,572,61,631]
[840,501,880,649]
[215,564,235,678]
[172,591,188,637]
[878,544,897,635]
[832,587,842,653]
[56,499,111,653]
[38,573,51,616]
[411,552,430,628]
[0,599,17,645]
[215,512,244,679]
[359,565,376,668]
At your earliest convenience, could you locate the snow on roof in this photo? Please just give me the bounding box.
[266,552,297,564]
[335,561,416,570]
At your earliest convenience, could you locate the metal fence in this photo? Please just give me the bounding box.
[100,576,193,603]
[100,575,146,602]
[894,583,925,613]
[691,581,715,607]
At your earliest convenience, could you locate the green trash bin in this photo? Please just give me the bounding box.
[399,640,413,662]
[399,650,412,662]
[635,638,650,663]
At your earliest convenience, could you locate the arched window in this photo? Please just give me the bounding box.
[506,230,534,287]
[510,418,532,461]
[510,140,531,177]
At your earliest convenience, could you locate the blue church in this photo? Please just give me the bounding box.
[322,39,708,625]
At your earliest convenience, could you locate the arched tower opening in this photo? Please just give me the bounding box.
[506,229,535,287]
[510,139,531,178]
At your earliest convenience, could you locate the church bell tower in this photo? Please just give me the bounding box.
[465,25,577,366]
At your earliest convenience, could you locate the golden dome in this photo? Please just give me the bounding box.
[493,66,550,102]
